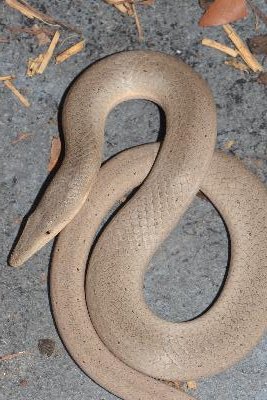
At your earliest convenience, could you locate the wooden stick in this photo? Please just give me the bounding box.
[26,54,44,77]
[223,24,264,72]
[202,38,239,57]
[0,351,28,362]
[37,31,60,74]
[132,2,144,41]
[5,0,80,33]
[225,59,249,72]
[0,75,15,81]
[3,80,30,107]
[247,0,267,26]
[56,40,85,64]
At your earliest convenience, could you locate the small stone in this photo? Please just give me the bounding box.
[38,339,55,357]
[19,379,28,387]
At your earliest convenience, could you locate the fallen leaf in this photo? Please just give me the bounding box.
[186,380,197,390]
[48,137,61,172]
[257,72,267,85]
[11,132,31,144]
[199,0,248,27]
[247,35,267,55]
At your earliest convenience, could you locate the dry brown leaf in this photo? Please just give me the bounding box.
[186,381,197,390]
[48,137,61,172]
[223,24,264,72]
[258,72,267,85]
[11,132,31,144]
[202,38,239,57]
[56,40,85,64]
[225,59,250,72]
[5,0,80,32]
[247,35,267,55]
[199,0,248,27]
[3,80,30,107]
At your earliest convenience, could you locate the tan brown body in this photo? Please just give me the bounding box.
[10,52,267,400]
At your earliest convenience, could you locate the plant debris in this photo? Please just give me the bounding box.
[0,350,28,362]
[5,0,80,33]
[199,0,248,27]
[247,0,267,26]
[0,75,15,81]
[37,338,55,357]
[223,140,236,149]
[56,39,85,64]
[186,380,197,390]
[38,30,60,73]
[104,1,154,40]
[27,30,60,76]
[0,37,9,43]
[48,137,61,171]
[223,24,264,72]
[202,38,239,57]
[11,132,32,144]
[257,71,267,85]
[225,59,249,72]
[247,34,267,55]
[2,79,30,107]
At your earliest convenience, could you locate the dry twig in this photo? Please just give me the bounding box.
[246,0,267,26]
[0,75,15,81]
[223,24,264,72]
[56,40,85,64]
[3,80,30,107]
[202,38,239,57]
[225,59,249,72]
[37,30,60,74]
[11,132,31,144]
[0,351,28,362]
[5,0,80,33]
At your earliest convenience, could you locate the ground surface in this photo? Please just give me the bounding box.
[0,1,267,399]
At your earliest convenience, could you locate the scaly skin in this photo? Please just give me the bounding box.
[10,52,267,399]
